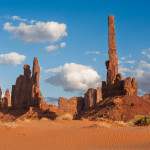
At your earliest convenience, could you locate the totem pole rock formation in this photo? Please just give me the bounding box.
[106,15,118,85]
[11,57,48,110]
[102,15,138,99]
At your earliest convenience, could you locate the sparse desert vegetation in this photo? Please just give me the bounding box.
[56,114,73,120]
[131,114,150,126]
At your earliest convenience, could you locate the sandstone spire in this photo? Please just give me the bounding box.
[32,57,40,88]
[106,15,118,84]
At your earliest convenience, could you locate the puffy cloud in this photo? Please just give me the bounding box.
[85,51,100,55]
[0,52,26,65]
[60,42,66,48]
[11,16,27,22]
[3,21,67,43]
[45,45,59,52]
[45,42,66,52]
[45,63,101,92]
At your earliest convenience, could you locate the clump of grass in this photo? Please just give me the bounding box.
[90,122,112,128]
[114,121,133,127]
[0,122,20,129]
[56,114,73,121]
[132,114,150,126]
[40,117,50,121]
[23,118,37,122]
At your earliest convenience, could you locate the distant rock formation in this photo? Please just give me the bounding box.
[102,15,138,99]
[0,89,11,109]
[11,57,48,110]
[84,87,102,109]
[58,97,84,115]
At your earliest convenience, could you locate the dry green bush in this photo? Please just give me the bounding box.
[132,114,150,126]
[56,114,73,121]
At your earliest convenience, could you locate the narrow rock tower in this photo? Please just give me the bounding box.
[106,15,119,84]
[102,15,138,99]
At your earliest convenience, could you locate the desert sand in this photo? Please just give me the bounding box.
[0,120,150,150]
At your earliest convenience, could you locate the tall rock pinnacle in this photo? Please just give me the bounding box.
[106,15,118,84]
[32,57,40,88]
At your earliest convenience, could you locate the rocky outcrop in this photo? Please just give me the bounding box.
[102,15,138,99]
[58,97,84,115]
[77,95,150,122]
[11,57,49,110]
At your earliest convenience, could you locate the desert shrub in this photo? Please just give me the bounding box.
[40,117,50,121]
[23,118,37,122]
[56,114,73,121]
[132,114,150,126]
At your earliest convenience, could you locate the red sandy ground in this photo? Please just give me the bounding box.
[0,120,150,150]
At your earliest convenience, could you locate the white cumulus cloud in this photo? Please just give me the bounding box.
[0,52,26,66]
[45,42,66,52]
[45,63,101,92]
[45,45,59,52]
[3,21,67,43]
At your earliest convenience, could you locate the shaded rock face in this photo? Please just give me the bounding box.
[84,87,102,109]
[84,88,97,109]
[102,15,138,99]
[11,57,48,110]
[58,97,84,115]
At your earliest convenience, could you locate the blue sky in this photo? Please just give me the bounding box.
[0,0,150,101]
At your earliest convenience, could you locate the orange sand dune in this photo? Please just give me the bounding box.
[0,120,150,150]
